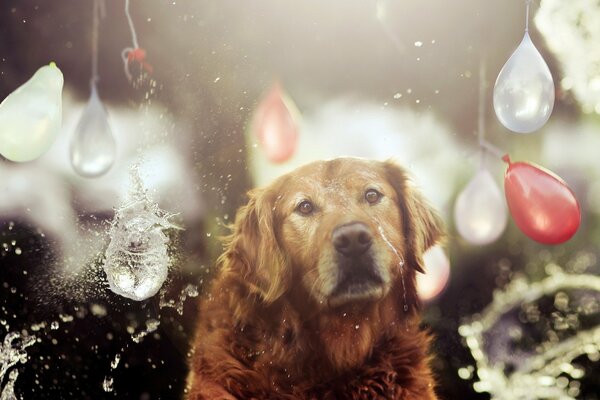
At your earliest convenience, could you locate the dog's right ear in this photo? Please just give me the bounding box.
[220,188,290,304]
[383,161,445,274]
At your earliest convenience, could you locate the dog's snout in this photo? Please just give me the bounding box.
[333,222,373,256]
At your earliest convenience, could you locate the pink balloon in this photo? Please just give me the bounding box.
[253,83,299,163]
[503,155,581,245]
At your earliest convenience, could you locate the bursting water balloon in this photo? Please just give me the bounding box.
[454,168,507,245]
[0,63,63,162]
[103,167,178,301]
[493,32,555,134]
[252,83,300,164]
[70,85,116,177]
[503,155,580,244]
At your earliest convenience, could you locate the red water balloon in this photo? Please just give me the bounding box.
[253,83,299,163]
[503,155,580,245]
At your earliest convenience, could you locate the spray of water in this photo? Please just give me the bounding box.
[459,267,600,399]
[0,332,36,398]
[376,225,408,312]
[159,284,199,315]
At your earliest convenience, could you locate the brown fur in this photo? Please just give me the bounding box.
[187,158,444,399]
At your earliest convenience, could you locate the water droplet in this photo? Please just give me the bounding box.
[59,314,74,323]
[131,319,160,343]
[414,41,423,47]
[493,32,555,133]
[90,303,107,317]
[454,168,507,245]
[102,376,114,392]
[110,353,121,369]
[70,84,116,177]
[377,225,409,313]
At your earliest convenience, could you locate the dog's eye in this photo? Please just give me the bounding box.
[365,189,382,204]
[296,200,314,215]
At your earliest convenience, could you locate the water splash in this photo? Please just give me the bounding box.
[110,353,121,369]
[159,284,199,315]
[377,225,408,312]
[0,332,36,398]
[459,268,600,399]
[1,370,18,400]
[131,319,160,344]
[102,376,114,393]
[103,166,180,301]
[101,352,121,394]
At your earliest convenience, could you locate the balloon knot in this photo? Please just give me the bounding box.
[502,154,511,164]
[127,48,146,63]
[122,48,153,81]
[127,48,153,75]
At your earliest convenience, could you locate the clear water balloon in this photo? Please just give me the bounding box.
[70,84,116,177]
[454,168,508,245]
[493,31,555,134]
[0,63,63,162]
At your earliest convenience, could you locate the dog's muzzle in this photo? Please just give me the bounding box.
[330,222,384,302]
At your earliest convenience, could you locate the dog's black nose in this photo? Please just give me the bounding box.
[333,222,373,256]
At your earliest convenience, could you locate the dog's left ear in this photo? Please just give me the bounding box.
[383,161,445,274]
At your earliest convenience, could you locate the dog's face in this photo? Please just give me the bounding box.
[277,159,407,309]
[225,158,443,314]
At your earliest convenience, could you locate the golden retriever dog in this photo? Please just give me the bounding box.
[187,158,443,399]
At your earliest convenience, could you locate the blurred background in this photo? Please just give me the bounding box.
[1,0,600,398]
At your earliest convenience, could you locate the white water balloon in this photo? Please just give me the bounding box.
[454,168,507,245]
[70,85,116,177]
[493,32,555,133]
[417,245,451,301]
[0,63,63,162]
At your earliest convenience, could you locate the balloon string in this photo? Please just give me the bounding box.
[125,0,139,49]
[122,0,142,81]
[375,1,406,55]
[525,0,533,32]
[477,58,488,168]
[476,57,506,163]
[91,0,106,89]
[479,139,506,160]
[477,59,486,144]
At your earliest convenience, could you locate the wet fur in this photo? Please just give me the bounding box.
[187,158,443,399]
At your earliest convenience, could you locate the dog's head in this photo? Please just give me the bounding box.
[223,158,443,315]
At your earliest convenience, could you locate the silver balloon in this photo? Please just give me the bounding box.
[493,32,555,134]
[454,168,507,245]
